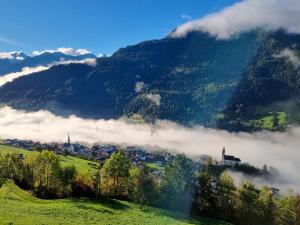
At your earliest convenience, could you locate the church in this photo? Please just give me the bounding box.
[220,147,241,166]
[64,133,75,153]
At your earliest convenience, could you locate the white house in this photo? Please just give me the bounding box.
[220,147,241,166]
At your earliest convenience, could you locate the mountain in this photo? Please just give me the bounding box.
[0,52,97,76]
[0,52,30,73]
[0,51,29,62]
[0,31,299,131]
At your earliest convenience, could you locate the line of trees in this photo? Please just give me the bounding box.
[1,150,300,225]
[0,151,77,198]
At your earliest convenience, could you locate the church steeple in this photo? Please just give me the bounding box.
[68,133,71,144]
[222,146,225,162]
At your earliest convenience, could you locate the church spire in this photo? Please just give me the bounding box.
[68,133,70,144]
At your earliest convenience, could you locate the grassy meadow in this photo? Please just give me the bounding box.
[0,180,229,225]
[0,144,98,175]
[0,144,230,225]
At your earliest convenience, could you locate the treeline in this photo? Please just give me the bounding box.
[1,150,300,225]
[0,151,77,198]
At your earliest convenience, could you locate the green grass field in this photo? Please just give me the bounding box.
[0,181,229,225]
[0,144,98,175]
[0,144,230,225]
[241,112,287,131]
[145,162,164,171]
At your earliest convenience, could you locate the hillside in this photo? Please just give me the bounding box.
[0,144,98,175]
[0,178,229,225]
[0,63,94,116]
[0,31,300,131]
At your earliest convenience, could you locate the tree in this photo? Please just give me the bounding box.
[129,166,157,205]
[100,151,131,199]
[72,172,94,197]
[235,182,261,225]
[262,164,268,174]
[60,165,76,197]
[93,162,104,199]
[194,170,218,217]
[275,195,300,225]
[258,187,276,225]
[33,150,62,198]
[160,154,195,212]
[216,172,236,221]
[0,153,30,187]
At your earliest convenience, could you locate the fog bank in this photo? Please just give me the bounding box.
[0,106,299,191]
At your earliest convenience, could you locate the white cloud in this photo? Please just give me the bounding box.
[181,14,192,20]
[15,56,24,60]
[32,47,92,56]
[0,51,24,60]
[0,66,49,86]
[0,106,300,191]
[274,48,300,68]
[56,58,97,67]
[172,0,300,39]
[135,82,145,93]
[145,93,161,106]
[0,58,97,86]
[0,52,15,59]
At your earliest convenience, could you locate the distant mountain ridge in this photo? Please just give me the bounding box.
[0,51,97,76]
[0,31,300,132]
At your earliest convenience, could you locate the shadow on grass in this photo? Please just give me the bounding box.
[68,197,129,212]
[171,214,227,225]
[98,198,130,210]
[75,203,113,214]
[148,207,229,225]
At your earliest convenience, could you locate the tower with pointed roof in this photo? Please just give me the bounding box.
[222,146,225,163]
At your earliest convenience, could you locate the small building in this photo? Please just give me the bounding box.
[268,187,280,197]
[64,133,75,153]
[220,147,241,166]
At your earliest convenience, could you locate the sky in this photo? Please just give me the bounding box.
[0,0,239,55]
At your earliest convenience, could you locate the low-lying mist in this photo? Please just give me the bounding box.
[0,58,97,86]
[0,106,299,192]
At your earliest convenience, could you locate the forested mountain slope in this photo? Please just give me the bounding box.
[0,31,299,131]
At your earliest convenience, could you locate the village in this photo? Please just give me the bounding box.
[3,135,241,161]
[2,136,173,174]
[2,136,280,196]
[1,136,250,169]
[3,137,238,164]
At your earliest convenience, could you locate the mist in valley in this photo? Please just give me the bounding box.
[0,106,299,192]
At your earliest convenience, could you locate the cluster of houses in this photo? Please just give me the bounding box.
[2,137,171,168]
[3,138,90,157]
[3,138,243,169]
[3,137,243,168]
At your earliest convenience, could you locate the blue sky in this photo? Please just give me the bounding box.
[0,0,239,55]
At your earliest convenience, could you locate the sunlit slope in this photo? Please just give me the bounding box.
[0,181,230,225]
[0,144,98,175]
